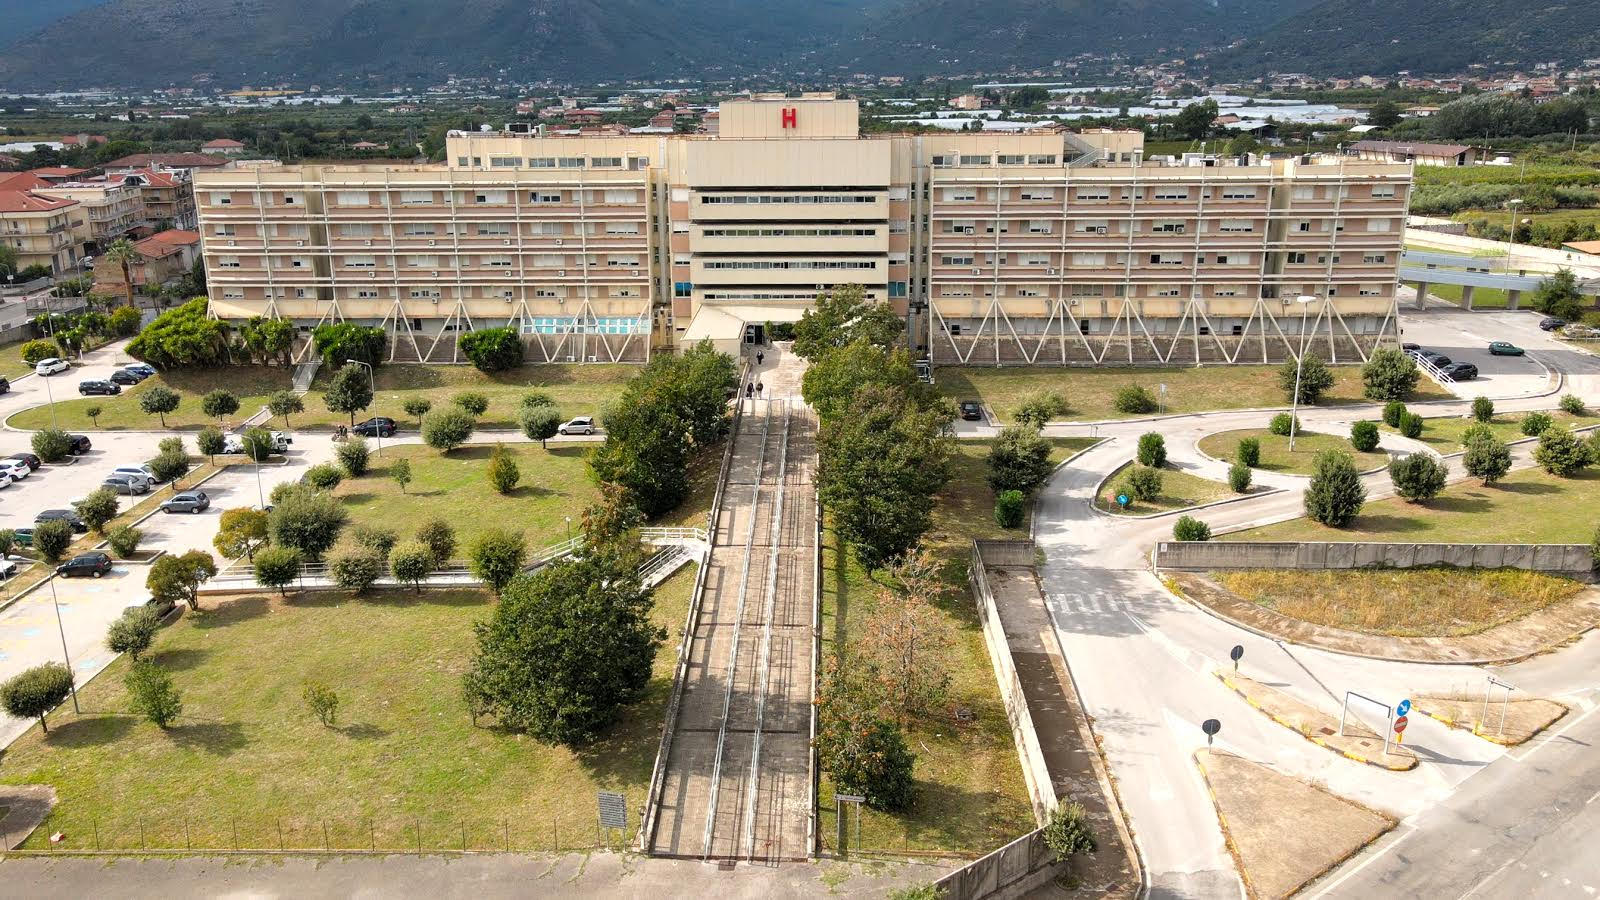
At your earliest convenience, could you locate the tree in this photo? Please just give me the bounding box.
[1389,454,1447,502]
[20,339,58,366]
[1228,461,1252,493]
[1350,420,1380,452]
[107,305,141,337]
[1014,391,1068,428]
[1531,269,1583,322]
[31,519,74,565]
[127,299,227,368]
[468,528,525,594]
[390,457,413,493]
[1535,425,1590,476]
[0,663,74,733]
[1471,396,1495,423]
[1361,348,1420,402]
[267,389,304,427]
[102,237,141,309]
[214,507,269,559]
[196,426,225,463]
[75,487,120,533]
[800,339,920,423]
[1124,465,1163,502]
[1113,384,1158,414]
[0,529,15,559]
[1463,427,1513,485]
[519,404,562,449]
[1304,450,1366,527]
[240,426,274,462]
[792,283,904,361]
[986,426,1054,495]
[1174,97,1219,140]
[459,326,524,372]
[1173,516,1212,541]
[1280,354,1335,405]
[253,545,302,595]
[403,397,431,428]
[461,552,664,746]
[139,385,181,426]
[85,404,102,427]
[302,681,339,726]
[336,436,370,476]
[1137,432,1167,468]
[105,606,160,660]
[487,443,520,494]
[454,391,489,417]
[858,550,952,722]
[125,661,182,728]
[303,463,344,490]
[330,547,384,594]
[419,407,473,453]
[146,550,218,611]
[1366,99,1403,129]
[1041,802,1098,860]
[322,363,373,426]
[815,652,916,812]
[201,389,239,425]
[107,524,142,557]
[268,487,348,560]
[417,519,456,565]
[1236,437,1261,467]
[311,322,386,368]
[994,490,1025,527]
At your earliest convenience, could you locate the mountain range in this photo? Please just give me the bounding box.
[0,0,1593,90]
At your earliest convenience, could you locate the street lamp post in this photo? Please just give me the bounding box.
[1288,294,1319,452]
[41,366,59,431]
[1505,198,1522,265]
[349,360,379,456]
[46,576,81,714]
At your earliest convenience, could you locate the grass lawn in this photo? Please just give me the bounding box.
[938,366,1450,425]
[0,565,697,852]
[1197,429,1389,475]
[0,339,40,380]
[1229,466,1600,545]
[6,367,294,432]
[1452,207,1600,233]
[1211,568,1585,638]
[1094,462,1239,515]
[1388,410,1600,451]
[1425,282,1510,309]
[816,437,1094,854]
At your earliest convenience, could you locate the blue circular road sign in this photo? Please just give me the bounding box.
[1396,698,1412,718]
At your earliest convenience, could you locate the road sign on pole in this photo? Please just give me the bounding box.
[1229,644,1244,672]
[1202,718,1221,748]
[1117,493,1130,509]
[1396,698,1412,718]
[1393,714,1409,744]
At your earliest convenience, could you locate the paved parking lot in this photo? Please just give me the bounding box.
[1396,308,1586,399]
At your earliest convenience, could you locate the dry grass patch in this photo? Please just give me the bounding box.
[1212,568,1586,638]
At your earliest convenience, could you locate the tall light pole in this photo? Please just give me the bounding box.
[1288,294,1319,452]
[41,366,59,431]
[1505,198,1522,266]
[349,359,379,456]
[46,572,80,714]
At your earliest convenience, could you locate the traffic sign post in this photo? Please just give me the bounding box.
[1202,718,1221,748]
[1229,644,1244,673]
[1117,493,1130,509]
[1393,715,1409,744]
[597,790,627,847]
[835,793,864,856]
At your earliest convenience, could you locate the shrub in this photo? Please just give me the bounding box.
[107,524,143,558]
[108,304,141,337]
[986,426,1054,495]
[402,397,431,427]
[30,519,74,564]
[125,661,182,728]
[1014,390,1069,428]
[1279,353,1334,404]
[1304,450,1366,527]
[146,550,217,612]
[468,528,525,594]
[1472,396,1495,423]
[148,448,189,483]
[105,606,160,660]
[1349,420,1380,452]
[458,326,524,372]
[1123,465,1163,502]
[1399,412,1424,439]
[20,339,58,366]
[138,385,181,426]
[1535,425,1590,476]
[75,487,120,533]
[1042,801,1098,861]
[390,457,413,493]
[1389,453,1447,502]
[0,529,14,559]
[454,391,490,417]
[336,437,370,476]
[31,427,71,463]
[330,548,383,594]
[519,404,562,449]
[487,443,521,494]
[416,518,456,565]
[815,690,916,812]
[994,489,1025,528]
[389,541,434,592]
[1521,411,1554,436]
[200,389,240,424]
[422,407,475,452]
[1382,400,1407,428]
[1269,412,1299,436]
[0,663,74,733]
[1113,384,1158,415]
[128,298,226,368]
[1236,437,1260,467]
[1228,462,1252,493]
[85,404,102,427]
[302,463,344,490]
[1560,393,1586,415]
[520,391,555,409]
[1137,432,1167,468]
[268,488,348,560]
[310,322,385,368]
[1362,347,1420,401]
[196,426,225,461]
[1463,426,1513,485]
[302,681,339,726]
[1173,515,1211,542]
[252,545,302,595]
[350,525,398,559]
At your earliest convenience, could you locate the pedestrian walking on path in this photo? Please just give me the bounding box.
[756,381,765,398]
[756,351,764,365]
[746,383,754,398]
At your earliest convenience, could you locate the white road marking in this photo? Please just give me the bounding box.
[1305,823,1416,899]
[1457,856,1518,900]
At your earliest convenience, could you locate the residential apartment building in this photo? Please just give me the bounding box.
[92,229,201,293]
[194,94,1411,366]
[0,189,84,276]
[125,168,198,230]
[35,178,145,253]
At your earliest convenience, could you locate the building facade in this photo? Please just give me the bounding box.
[0,189,83,276]
[194,94,1411,366]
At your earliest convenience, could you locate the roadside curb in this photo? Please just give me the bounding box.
[1414,700,1570,746]
[1192,752,1255,900]
[1087,459,1281,521]
[1213,672,1417,772]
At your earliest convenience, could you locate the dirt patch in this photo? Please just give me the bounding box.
[0,785,55,850]
[1215,672,1416,771]
[1416,696,1569,745]
[1196,750,1393,900]
[1167,571,1600,665]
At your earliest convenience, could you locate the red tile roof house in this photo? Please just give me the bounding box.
[201,138,247,155]
[92,229,202,293]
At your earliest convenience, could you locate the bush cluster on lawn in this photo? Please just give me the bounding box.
[1349,420,1380,452]
[1304,450,1366,527]
[1279,353,1334,405]
[1398,412,1424,439]
[1269,412,1299,436]
[1113,384,1158,415]
[986,426,1054,495]
[1123,465,1163,502]
[994,489,1025,528]
[1382,400,1407,428]
[458,327,524,373]
[1521,411,1554,436]
[1173,515,1211,542]
[1137,432,1167,468]
[1463,424,1513,485]
[1236,437,1261,468]
[128,299,227,368]
[1389,453,1447,502]
[1361,348,1420,402]
[1228,462,1252,493]
[311,323,386,369]
[1472,396,1495,423]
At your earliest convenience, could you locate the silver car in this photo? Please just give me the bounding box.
[102,474,150,496]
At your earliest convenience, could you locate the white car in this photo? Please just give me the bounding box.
[0,471,13,490]
[112,464,160,485]
[0,459,29,481]
[34,358,69,376]
[557,416,596,436]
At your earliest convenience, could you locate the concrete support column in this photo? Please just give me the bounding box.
[1414,281,1430,310]
[1507,289,1523,310]
[1460,285,1476,310]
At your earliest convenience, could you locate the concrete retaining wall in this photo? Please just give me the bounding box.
[1157,541,1594,581]
[934,828,1060,900]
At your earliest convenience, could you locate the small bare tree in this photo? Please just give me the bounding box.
[858,547,952,724]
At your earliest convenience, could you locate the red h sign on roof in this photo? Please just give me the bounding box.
[781,107,797,129]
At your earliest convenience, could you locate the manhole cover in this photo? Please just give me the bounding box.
[1318,727,1335,736]
[716,860,736,871]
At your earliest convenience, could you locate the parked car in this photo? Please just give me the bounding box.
[222,430,291,455]
[0,458,30,481]
[0,559,18,579]
[1540,317,1566,331]
[557,416,596,436]
[0,376,10,394]
[1488,341,1525,356]
[7,453,41,471]
[1419,351,1452,368]
[66,434,92,455]
[351,417,397,437]
[102,473,150,495]
[133,594,175,618]
[77,379,120,396]
[109,368,145,385]
[34,357,69,376]
[959,400,984,421]
[35,509,87,532]
[57,551,112,578]
[112,464,160,485]
[1443,363,1480,381]
[11,528,33,548]
[0,471,13,490]
[1401,342,1421,352]
[161,490,210,514]
[124,363,157,378]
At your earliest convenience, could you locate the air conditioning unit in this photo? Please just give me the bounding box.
[1048,268,1057,275]
[588,355,598,362]
[1175,225,1186,234]
[972,268,981,276]
[365,239,373,246]
[503,239,512,246]
[428,239,436,246]
[295,240,304,247]
[228,239,236,246]
[554,239,563,245]
[962,226,975,234]
[431,297,439,305]
[558,270,566,277]
[632,269,641,276]
[1094,226,1108,234]
[431,271,439,277]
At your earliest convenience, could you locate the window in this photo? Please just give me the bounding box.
[1221,187,1257,200]
[1218,219,1254,233]
[931,155,955,167]
[960,154,990,165]
[997,154,1026,165]
[533,254,564,266]
[1078,220,1109,234]
[477,223,511,236]
[1366,218,1393,232]
[674,282,692,298]
[409,288,441,299]
[531,192,562,204]
[281,193,300,205]
[344,255,376,268]
[405,255,436,268]
[1214,288,1239,297]
[942,187,977,202]
[1076,187,1110,201]
[1154,286,1182,297]
[888,281,907,297]
[1020,188,1056,201]
[1071,253,1106,266]
[1287,252,1309,264]
[403,224,437,236]
[399,190,433,205]
[1292,186,1315,201]
[1149,253,1183,265]
[605,222,641,235]
[889,220,908,234]
[1027,220,1052,234]
[527,157,555,168]
[356,289,380,299]
[1017,286,1045,297]
[211,192,232,205]
[1152,188,1189,201]
[1020,253,1051,266]
[560,157,585,169]
[1151,220,1186,233]
[338,224,374,237]
[1362,253,1387,264]
[1028,154,1057,165]
[216,255,240,268]
[483,255,513,268]
[214,224,235,237]
[1360,286,1383,296]
[1069,284,1103,297]
[456,157,468,167]
[940,255,975,266]
[336,191,369,206]
[607,255,641,267]
[490,157,520,168]
[222,289,244,300]
[700,260,876,270]
[1372,185,1397,199]
[474,191,508,204]
[590,157,622,168]
[603,189,638,204]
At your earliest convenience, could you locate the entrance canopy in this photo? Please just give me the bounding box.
[681,304,808,350]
